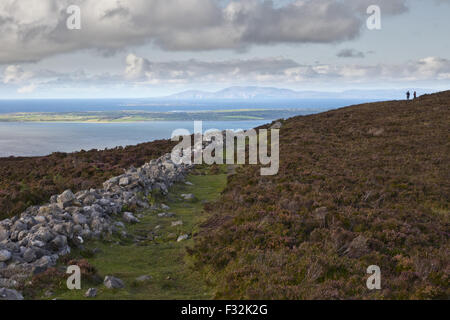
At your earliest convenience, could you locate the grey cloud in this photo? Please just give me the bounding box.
[337,49,365,58]
[124,54,300,82]
[3,55,450,93]
[0,0,410,64]
[124,54,450,84]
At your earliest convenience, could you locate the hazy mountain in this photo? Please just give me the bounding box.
[163,86,436,100]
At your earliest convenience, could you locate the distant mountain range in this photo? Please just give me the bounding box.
[163,86,436,100]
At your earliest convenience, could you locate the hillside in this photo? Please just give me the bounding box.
[0,139,176,220]
[191,91,450,299]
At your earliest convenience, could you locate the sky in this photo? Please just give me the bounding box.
[0,0,449,98]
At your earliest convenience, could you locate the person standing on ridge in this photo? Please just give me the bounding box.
[406,91,410,100]
[414,91,417,99]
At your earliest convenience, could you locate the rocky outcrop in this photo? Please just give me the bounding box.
[0,153,192,297]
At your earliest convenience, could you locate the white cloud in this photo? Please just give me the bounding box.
[123,54,450,84]
[5,55,449,94]
[17,83,37,94]
[0,0,409,64]
[2,65,33,83]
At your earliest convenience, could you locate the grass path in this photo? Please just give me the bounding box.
[47,167,227,300]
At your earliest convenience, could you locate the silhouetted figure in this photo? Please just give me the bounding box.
[414,91,417,99]
[406,91,410,100]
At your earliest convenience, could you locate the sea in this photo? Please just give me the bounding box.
[0,98,376,157]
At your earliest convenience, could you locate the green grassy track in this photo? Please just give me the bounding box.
[37,168,227,300]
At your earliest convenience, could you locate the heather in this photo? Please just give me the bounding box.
[0,139,176,220]
[191,91,450,299]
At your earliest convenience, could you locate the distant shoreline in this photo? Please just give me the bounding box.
[0,109,309,123]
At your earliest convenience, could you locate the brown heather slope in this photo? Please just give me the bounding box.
[0,139,176,220]
[192,91,450,299]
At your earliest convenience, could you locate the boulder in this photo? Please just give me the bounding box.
[0,288,24,300]
[181,194,196,201]
[23,248,37,263]
[177,234,189,242]
[119,177,130,187]
[85,288,98,298]
[104,276,125,289]
[0,250,11,262]
[0,227,9,242]
[171,221,183,227]
[50,235,67,250]
[123,212,139,224]
[73,214,88,225]
[57,190,75,209]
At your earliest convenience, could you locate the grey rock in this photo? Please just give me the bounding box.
[181,193,196,201]
[157,212,176,218]
[23,248,37,263]
[50,235,67,250]
[136,275,152,282]
[114,222,125,229]
[177,234,189,242]
[57,190,76,209]
[104,276,125,289]
[0,288,24,300]
[0,227,9,242]
[0,278,18,288]
[34,216,47,224]
[160,203,170,210]
[34,227,54,243]
[0,250,12,262]
[171,220,183,227]
[50,195,58,204]
[119,177,130,187]
[12,221,27,232]
[44,290,54,297]
[123,212,139,224]
[85,288,98,298]
[73,214,88,225]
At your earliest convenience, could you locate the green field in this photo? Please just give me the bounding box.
[0,109,304,122]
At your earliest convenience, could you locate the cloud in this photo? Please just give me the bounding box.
[2,65,33,83]
[124,54,300,83]
[17,83,37,93]
[0,0,410,64]
[337,49,365,58]
[124,54,450,84]
[5,54,448,95]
